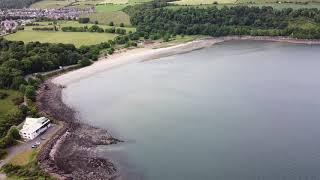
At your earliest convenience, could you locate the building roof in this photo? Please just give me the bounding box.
[20,117,50,134]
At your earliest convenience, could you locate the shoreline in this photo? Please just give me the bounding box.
[36,36,320,179]
[53,35,320,87]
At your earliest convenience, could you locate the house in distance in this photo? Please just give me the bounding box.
[19,117,51,140]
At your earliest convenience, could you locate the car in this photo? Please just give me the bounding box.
[40,137,46,140]
[31,145,37,148]
[36,141,41,145]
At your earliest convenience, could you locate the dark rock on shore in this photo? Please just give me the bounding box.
[36,81,122,180]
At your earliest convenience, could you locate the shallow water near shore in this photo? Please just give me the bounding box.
[62,40,320,180]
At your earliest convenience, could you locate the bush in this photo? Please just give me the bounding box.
[1,163,53,179]
[9,127,20,140]
[79,17,90,24]
[25,85,36,101]
[79,58,92,67]
[120,22,124,27]
[0,149,7,159]
[116,28,126,35]
[0,126,21,148]
[12,95,24,105]
[109,21,114,26]
[0,92,8,99]
[107,48,115,55]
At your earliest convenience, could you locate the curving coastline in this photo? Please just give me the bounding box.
[36,36,320,180]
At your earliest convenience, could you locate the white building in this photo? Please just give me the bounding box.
[19,117,51,140]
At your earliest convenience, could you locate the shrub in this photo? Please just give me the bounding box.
[109,21,114,26]
[79,58,92,67]
[107,48,115,55]
[79,17,90,24]
[12,95,24,105]
[0,149,7,159]
[0,92,8,99]
[120,22,124,27]
[0,126,21,148]
[25,85,36,101]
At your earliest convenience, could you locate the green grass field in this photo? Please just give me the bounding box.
[30,0,152,9]
[10,150,37,166]
[168,2,320,9]
[5,20,136,47]
[31,0,74,8]
[170,0,320,9]
[96,4,127,12]
[172,0,320,4]
[31,0,105,8]
[172,0,236,5]
[0,90,22,122]
[84,11,131,25]
[5,30,117,47]
[31,21,136,31]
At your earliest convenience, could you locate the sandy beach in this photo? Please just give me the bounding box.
[37,36,320,180]
[53,38,224,86]
[53,36,320,86]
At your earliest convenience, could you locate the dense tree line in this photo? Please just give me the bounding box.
[32,27,55,31]
[61,25,127,34]
[0,0,41,9]
[124,0,320,39]
[0,38,114,148]
[78,17,90,24]
[0,38,87,89]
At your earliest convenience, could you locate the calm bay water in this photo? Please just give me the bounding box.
[63,41,320,180]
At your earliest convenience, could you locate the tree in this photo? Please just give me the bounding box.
[79,17,90,24]
[79,58,92,67]
[120,22,125,27]
[25,85,36,101]
[109,21,114,26]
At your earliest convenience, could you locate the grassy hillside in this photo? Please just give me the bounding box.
[31,0,152,9]
[172,0,320,4]
[31,0,105,8]
[0,90,22,123]
[31,0,72,8]
[5,20,135,47]
[84,11,131,25]
[33,21,136,31]
[172,0,235,5]
[5,30,117,47]
[170,0,320,9]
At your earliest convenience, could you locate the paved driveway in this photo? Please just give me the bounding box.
[0,124,60,169]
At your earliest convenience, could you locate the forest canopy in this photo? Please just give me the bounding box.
[125,0,320,39]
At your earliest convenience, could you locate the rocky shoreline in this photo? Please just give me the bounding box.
[34,37,320,180]
[36,82,122,180]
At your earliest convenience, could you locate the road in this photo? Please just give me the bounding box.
[0,124,61,171]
